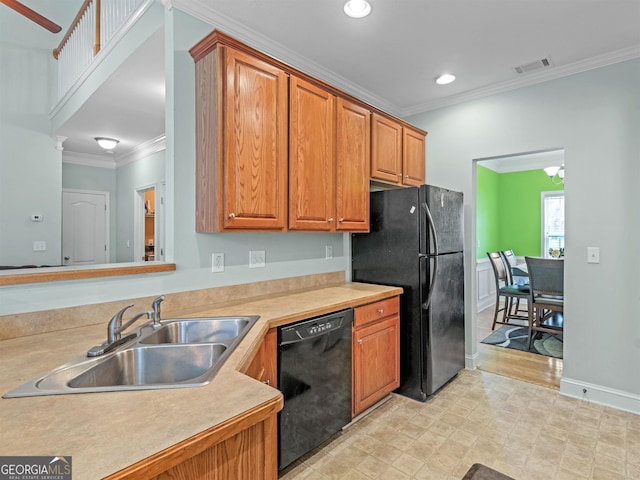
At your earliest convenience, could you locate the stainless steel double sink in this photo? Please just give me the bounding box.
[3,316,258,398]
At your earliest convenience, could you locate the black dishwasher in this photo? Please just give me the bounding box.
[278,308,353,470]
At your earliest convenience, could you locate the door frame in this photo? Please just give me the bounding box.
[133,183,162,262]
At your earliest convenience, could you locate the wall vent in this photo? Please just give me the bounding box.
[514,57,553,74]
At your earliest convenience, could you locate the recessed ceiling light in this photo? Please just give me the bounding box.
[344,0,371,18]
[435,73,456,85]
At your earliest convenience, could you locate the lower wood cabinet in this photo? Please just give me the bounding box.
[244,328,278,388]
[352,297,400,417]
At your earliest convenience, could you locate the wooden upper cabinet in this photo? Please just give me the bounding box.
[371,113,427,187]
[193,43,289,232]
[371,113,403,184]
[402,126,426,186]
[289,76,336,231]
[336,98,370,232]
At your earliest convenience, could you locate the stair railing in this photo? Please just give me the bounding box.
[52,0,144,100]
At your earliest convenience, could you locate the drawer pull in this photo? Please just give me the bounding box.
[228,213,236,219]
[377,309,384,314]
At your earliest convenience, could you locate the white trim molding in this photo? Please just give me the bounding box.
[63,151,117,169]
[561,377,640,415]
[116,135,166,167]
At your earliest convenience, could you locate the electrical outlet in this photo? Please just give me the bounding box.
[212,253,225,272]
[33,241,46,251]
[249,250,266,268]
[325,245,333,260]
[587,246,600,264]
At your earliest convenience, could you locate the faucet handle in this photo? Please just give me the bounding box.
[151,295,165,325]
[108,304,134,342]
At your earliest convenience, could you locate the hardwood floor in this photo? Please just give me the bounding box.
[476,303,563,389]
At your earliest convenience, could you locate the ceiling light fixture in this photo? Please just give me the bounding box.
[544,165,565,184]
[344,0,371,18]
[95,137,119,151]
[435,73,456,85]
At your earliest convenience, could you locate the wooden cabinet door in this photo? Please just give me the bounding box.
[223,48,289,230]
[402,127,426,186]
[289,76,336,230]
[371,113,403,185]
[245,328,277,388]
[336,98,370,232]
[353,315,400,416]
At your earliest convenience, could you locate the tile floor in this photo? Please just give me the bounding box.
[280,371,640,480]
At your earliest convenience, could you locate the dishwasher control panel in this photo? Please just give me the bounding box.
[279,309,353,344]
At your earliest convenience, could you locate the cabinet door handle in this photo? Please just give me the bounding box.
[397,173,403,177]
[358,339,363,344]
[328,218,334,223]
[264,379,270,386]
[228,213,236,219]
[377,309,384,314]
[338,218,344,223]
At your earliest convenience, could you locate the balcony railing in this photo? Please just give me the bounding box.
[53,0,145,99]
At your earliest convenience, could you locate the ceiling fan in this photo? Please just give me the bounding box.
[0,0,61,33]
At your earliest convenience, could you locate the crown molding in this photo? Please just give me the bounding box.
[402,44,640,117]
[116,135,166,167]
[172,0,400,116]
[62,151,117,169]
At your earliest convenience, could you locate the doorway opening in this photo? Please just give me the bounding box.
[473,148,565,389]
[134,185,163,262]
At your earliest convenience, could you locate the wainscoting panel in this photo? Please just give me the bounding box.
[476,258,495,313]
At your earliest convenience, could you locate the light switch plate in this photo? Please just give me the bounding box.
[587,246,600,264]
[325,245,333,260]
[33,241,46,251]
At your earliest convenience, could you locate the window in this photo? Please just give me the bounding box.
[542,192,564,258]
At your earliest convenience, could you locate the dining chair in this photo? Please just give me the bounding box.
[487,252,529,330]
[500,249,528,314]
[524,257,564,348]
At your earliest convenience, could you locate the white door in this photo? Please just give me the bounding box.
[62,190,109,266]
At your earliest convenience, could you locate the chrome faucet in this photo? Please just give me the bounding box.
[87,304,151,357]
[150,295,165,326]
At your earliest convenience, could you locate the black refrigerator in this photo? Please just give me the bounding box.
[352,185,465,401]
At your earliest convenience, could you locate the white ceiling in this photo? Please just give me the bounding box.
[3,0,640,161]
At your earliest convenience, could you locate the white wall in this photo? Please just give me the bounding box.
[406,59,640,412]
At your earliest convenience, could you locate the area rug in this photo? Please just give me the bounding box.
[481,325,563,358]
[462,463,514,480]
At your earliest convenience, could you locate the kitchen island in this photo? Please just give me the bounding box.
[0,277,402,479]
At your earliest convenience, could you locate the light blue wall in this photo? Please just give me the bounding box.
[0,35,62,266]
[406,59,640,407]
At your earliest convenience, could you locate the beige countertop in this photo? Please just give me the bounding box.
[0,281,402,479]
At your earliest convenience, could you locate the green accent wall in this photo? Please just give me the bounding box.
[476,166,564,259]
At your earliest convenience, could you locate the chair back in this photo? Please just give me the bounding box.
[525,257,564,297]
[500,250,518,283]
[487,252,508,287]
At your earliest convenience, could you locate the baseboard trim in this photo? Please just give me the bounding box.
[466,352,480,370]
[560,377,640,415]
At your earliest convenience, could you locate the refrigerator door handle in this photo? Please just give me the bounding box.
[421,254,438,311]
[421,202,439,256]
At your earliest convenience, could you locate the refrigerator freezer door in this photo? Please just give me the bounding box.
[422,251,465,395]
[422,185,464,254]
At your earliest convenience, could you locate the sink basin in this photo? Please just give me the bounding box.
[139,317,251,344]
[3,315,259,398]
[68,344,226,388]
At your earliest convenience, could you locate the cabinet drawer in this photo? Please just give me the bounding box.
[354,296,399,327]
